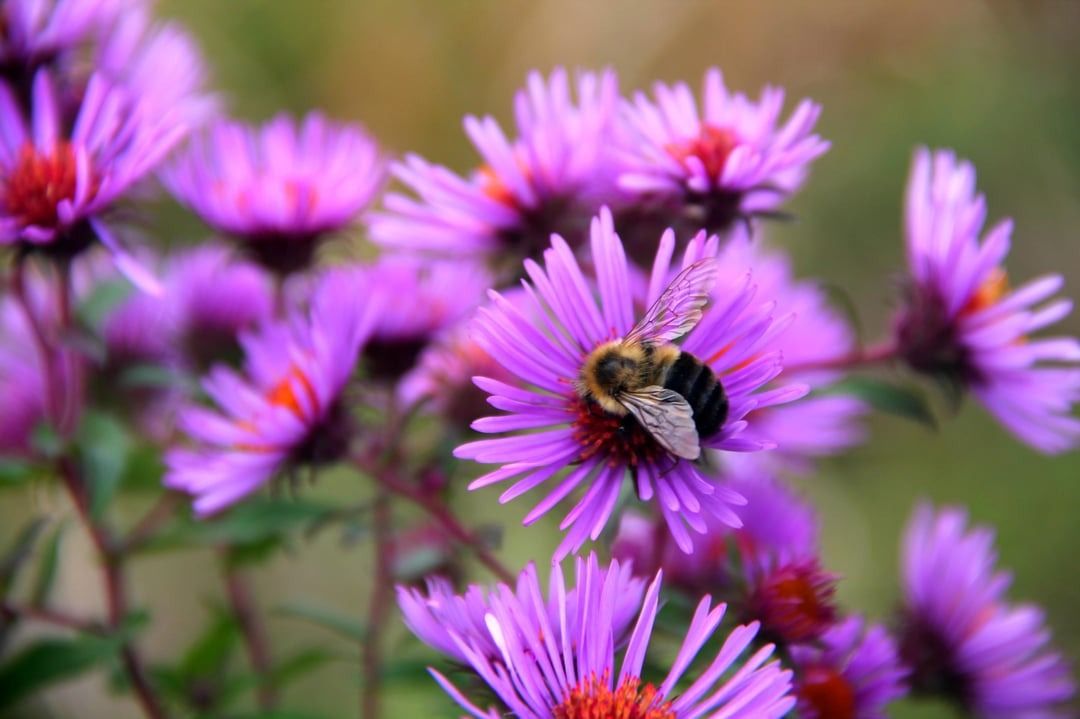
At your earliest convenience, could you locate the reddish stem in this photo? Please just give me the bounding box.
[782,340,898,375]
[360,491,394,719]
[58,459,168,719]
[0,601,105,635]
[378,474,514,585]
[120,492,182,555]
[219,552,276,710]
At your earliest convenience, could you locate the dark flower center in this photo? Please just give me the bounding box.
[898,611,973,707]
[896,272,1011,388]
[4,142,82,229]
[750,559,837,644]
[571,396,667,467]
[554,674,675,719]
[798,665,856,719]
[364,337,430,382]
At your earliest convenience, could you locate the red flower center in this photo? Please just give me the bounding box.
[960,268,1009,317]
[571,396,666,467]
[799,665,856,719]
[3,142,81,228]
[554,674,675,719]
[752,560,837,643]
[666,125,739,181]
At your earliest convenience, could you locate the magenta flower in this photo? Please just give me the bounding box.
[93,1,218,127]
[165,113,383,275]
[617,67,829,236]
[896,148,1080,453]
[164,269,379,515]
[397,554,645,666]
[0,70,186,292]
[104,245,273,372]
[613,472,836,645]
[713,234,866,473]
[371,67,619,260]
[456,208,806,559]
[400,554,794,719]
[0,0,117,69]
[790,617,908,719]
[899,503,1075,717]
[361,257,491,380]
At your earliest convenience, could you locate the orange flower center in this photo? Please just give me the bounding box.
[799,665,856,719]
[266,364,318,419]
[666,125,739,181]
[3,142,81,228]
[478,164,518,207]
[961,268,1009,317]
[554,674,675,719]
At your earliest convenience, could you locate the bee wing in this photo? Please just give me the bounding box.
[621,386,701,461]
[623,258,718,346]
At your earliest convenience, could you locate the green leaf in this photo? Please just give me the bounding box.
[0,518,46,597]
[149,498,341,555]
[0,458,35,486]
[827,376,937,428]
[30,421,64,459]
[178,608,241,679]
[30,522,65,606]
[276,601,367,642]
[76,412,132,519]
[0,636,121,710]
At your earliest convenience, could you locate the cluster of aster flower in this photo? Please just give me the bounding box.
[0,1,1077,717]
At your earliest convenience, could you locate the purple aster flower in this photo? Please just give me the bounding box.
[0,0,118,73]
[401,553,795,719]
[616,67,829,239]
[360,257,492,380]
[164,268,380,515]
[370,67,619,263]
[92,1,218,127]
[899,503,1075,717]
[165,113,383,276]
[457,208,807,559]
[398,553,645,665]
[895,148,1080,453]
[399,314,512,428]
[0,70,187,292]
[715,234,866,474]
[613,472,836,646]
[790,616,908,719]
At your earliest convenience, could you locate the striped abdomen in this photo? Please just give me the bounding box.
[661,351,728,438]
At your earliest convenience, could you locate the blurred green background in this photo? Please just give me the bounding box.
[7,0,1080,716]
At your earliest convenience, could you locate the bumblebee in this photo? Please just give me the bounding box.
[577,259,727,461]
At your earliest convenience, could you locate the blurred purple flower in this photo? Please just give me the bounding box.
[613,472,835,645]
[165,113,383,275]
[899,503,1075,717]
[0,70,186,292]
[164,269,379,515]
[400,553,794,719]
[93,1,218,127]
[361,257,491,380]
[617,67,828,237]
[713,234,866,474]
[896,148,1080,453]
[0,0,118,71]
[791,616,908,719]
[456,208,806,559]
[371,67,619,262]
